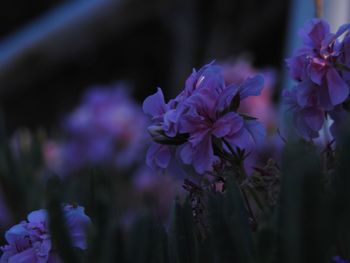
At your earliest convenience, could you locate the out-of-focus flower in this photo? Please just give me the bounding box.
[132,166,184,219]
[222,60,277,132]
[143,62,265,174]
[284,19,350,139]
[0,204,90,263]
[221,60,284,172]
[42,140,65,176]
[332,255,350,263]
[62,85,149,171]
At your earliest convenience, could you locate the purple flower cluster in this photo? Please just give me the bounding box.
[284,19,350,139]
[0,204,91,263]
[62,85,148,171]
[143,62,265,174]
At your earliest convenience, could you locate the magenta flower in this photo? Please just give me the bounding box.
[143,62,265,174]
[0,205,91,263]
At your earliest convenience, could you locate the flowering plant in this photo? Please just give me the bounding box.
[59,85,149,172]
[1,12,350,263]
[144,62,265,174]
[0,205,90,263]
[284,19,350,139]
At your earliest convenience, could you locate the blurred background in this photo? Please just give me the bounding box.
[0,0,350,260]
[0,0,291,132]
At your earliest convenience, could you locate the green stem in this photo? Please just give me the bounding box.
[241,188,257,224]
[222,138,239,162]
[246,187,264,211]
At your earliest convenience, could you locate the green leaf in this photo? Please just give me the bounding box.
[208,176,255,263]
[168,198,199,263]
[277,142,332,263]
[128,215,169,263]
[46,176,81,263]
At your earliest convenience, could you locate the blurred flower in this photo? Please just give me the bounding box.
[283,87,322,138]
[222,59,277,131]
[61,84,149,171]
[132,166,184,219]
[0,204,91,263]
[332,255,349,263]
[143,62,265,174]
[221,60,283,172]
[284,19,350,139]
[42,140,65,176]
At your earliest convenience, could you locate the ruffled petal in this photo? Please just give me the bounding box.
[298,19,330,48]
[27,209,47,224]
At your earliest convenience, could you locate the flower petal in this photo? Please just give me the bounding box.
[142,88,167,118]
[244,119,265,146]
[239,74,264,100]
[299,19,330,48]
[64,206,91,250]
[326,67,349,105]
[146,143,171,169]
[7,248,36,263]
[302,107,324,131]
[226,128,255,151]
[212,112,243,138]
[27,209,47,224]
[308,58,327,85]
[215,84,239,112]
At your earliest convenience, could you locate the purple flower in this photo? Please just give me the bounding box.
[283,82,325,139]
[0,205,91,263]
[61,84,149,172]
[332,256,350,263]
[143,62,265,174]
[146,143,171,169]
[286,19,350,107]
[222,60,277,130]
[284,19,350,139]
[179,78,264,174]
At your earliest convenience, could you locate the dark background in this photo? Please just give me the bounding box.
[0,0,290,132]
